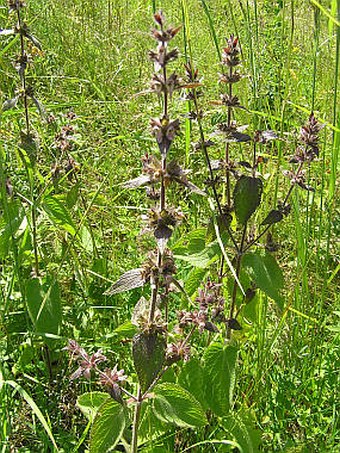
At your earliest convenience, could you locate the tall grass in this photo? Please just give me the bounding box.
[0,0,339,451]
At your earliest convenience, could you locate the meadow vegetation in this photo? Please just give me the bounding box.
[0,0,339,451]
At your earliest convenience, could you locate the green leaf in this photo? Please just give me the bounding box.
[89,398,126,453]
[113,321,137,338]
[178,358,207,409]
[42,195,77,235]
[172,228,206,255]
[261,209,283,226]
[224,410,262,453]
[132,332,166,392]
[0,200,25,259]
[242,251,284,309]
[153,383,207,428]
[81,225,94,253]
[77,392,109,422]
[138,403,168,446]
[206,213,231,243]
[25,277,62,341]
[173,228,220,268]
[233,176,263,225]
[66,183,80,209]
[185,267,207,297]
[203,343,238,417]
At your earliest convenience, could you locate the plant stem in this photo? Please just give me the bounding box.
[17,8,30,136]
[17,6,40,276]
[191,86,238,251]
[149,34,169,324]
[282,161,304,206]
[131,387,142,453]
[226,223,247,339]
[225,65,233,207]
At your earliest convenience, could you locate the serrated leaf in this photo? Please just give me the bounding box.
[25,278,62,342]
[226,131,252,143]
[172,228,206,254]
[233,176,263,225]
[261,209,283,226]
[104,268,146,296]
[258,130,278,143]
[0,28,14,36]
[185,267,207,297]
[174,238,220,268]
[42,195,77,235]
[203,343,238,417]
[133,332,166,392]
[89,398,126,453]
[2,96,19,112]
[242,251,284,309]
[30,95,46,119]
[77,392,109,422]
[178,359,207,409]
[131,296,150,325]
[113,321,137,338]
[182,180,206,196]
[224,410,262,453]
[26,33,42,50]
[122,174,151,189]
[153,383,207,428]
[138,402,168,446]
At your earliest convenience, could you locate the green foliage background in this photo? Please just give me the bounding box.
[0,0,339,451]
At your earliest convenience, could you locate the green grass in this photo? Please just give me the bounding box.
[0,0,339,451]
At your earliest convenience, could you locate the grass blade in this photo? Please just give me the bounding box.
[0,378,59,451]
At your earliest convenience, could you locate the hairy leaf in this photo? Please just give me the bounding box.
[42,195,77,235]
[261,209,283,226]
[89,398,126,453]
[226,131,252,143]
[30,96,46,119]
[233,176,263,225]
[203,343,238,416]
[2,96,19,112]
[224,410,262,453]
[104,268,146,295]
[178,358,207,409]
[133,332,166,392]
[25,278,62,343]
[122,174,151,189]
[242,251,284,309]
[0,200,25,259]
[0,28,14,36]
[173,228,220,268]
[153,383,207,428]
[185,267,208,296]
[77,392,109,422]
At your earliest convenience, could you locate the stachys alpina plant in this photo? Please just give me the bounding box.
[66,12,214,452]
[183,35,323,340]
[66,12,323,453]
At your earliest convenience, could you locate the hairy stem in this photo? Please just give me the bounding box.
[225,65,233,207]
[131,387,142,453]
[226,223,247,339]
[17,7,40,276]
[17,8,30,136]
[149,35,169,324]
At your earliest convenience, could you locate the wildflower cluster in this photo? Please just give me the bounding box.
[65,340,128,402]
[283,113,323,197]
